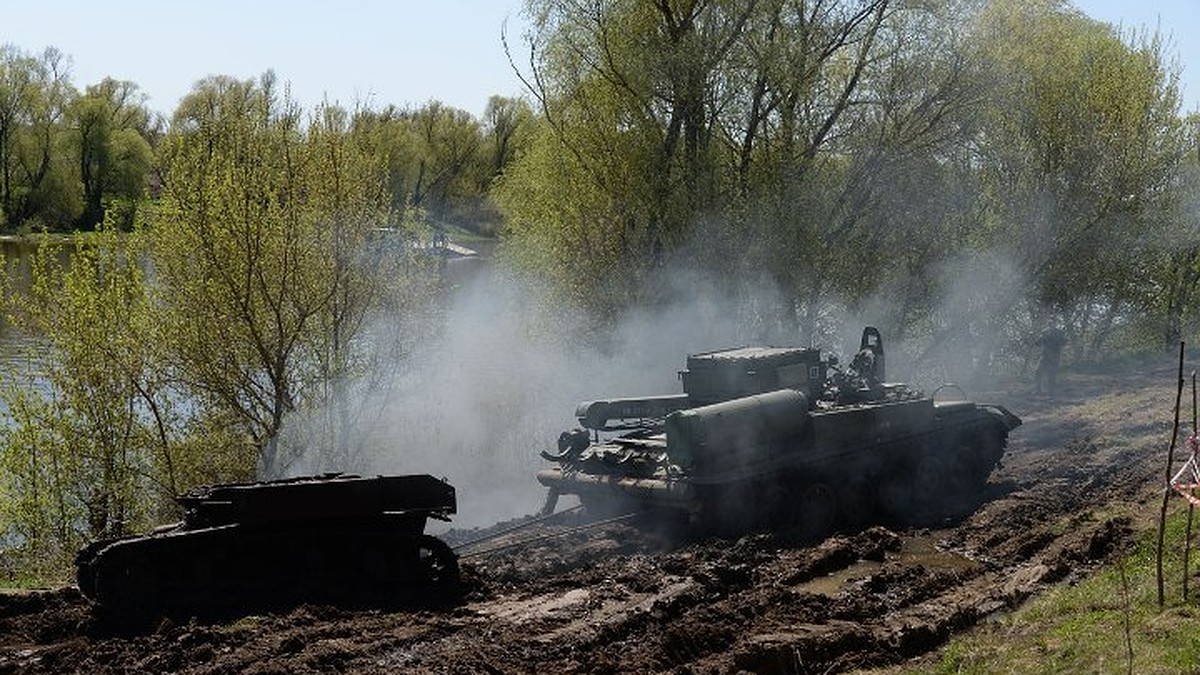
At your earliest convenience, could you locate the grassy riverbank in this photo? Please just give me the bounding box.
[908,502,1200,674]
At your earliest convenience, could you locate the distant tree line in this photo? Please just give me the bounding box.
[0,46,529,235]
[1,0,1199,579]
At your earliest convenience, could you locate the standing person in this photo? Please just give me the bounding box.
[1034,326,1067,397]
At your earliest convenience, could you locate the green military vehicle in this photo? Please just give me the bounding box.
[537,327,1020,536]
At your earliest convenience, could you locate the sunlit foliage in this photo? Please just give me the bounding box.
[0,0,1196,581]
[499,0,1190,361]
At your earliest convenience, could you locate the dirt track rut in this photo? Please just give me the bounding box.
[0,363,1178,673]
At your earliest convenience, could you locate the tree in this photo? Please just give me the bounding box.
[155,73,435,475]
[499,0,764,313]
[0,45,78,231]
[0,224,242,575]
[498,0,931,329]
[0,45,43,226]
[469,95,535,233]
[498,0,1187,374]
[357,100,506,231]
[1153,114,1200,349]
[72,78,154,230]
[483,95,534,178]
[965,0,1184,358]
[0,75,440,576]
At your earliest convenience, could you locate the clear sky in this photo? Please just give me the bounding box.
[2,1,530,117]
[0,1,1196,117]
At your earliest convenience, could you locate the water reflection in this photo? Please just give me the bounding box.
[0,237,58,407]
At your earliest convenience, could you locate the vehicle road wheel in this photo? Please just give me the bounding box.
[837,477,876,531]
[794,482,837,541]
[416,535,460,588]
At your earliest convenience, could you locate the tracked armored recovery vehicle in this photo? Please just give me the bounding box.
[537,327,1020,536]
[75,474,459,617]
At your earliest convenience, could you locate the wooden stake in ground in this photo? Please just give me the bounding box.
[1186,370,1197,602]
[1157,341,1186,608]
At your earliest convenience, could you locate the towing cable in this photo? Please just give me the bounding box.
[453,507,641,559]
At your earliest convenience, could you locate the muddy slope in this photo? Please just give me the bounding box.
[0,363,1176,674]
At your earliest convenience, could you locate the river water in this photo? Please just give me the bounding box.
[0,238,52,395]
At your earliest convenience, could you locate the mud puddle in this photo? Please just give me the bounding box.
[798,532,983,597]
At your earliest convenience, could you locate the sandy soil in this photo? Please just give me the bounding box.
[0,358,1182,674]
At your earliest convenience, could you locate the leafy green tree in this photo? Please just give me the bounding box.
[72,78,154,230]
[469,95,535,232]
[156,73,435,475]
[407,101,484,215]
[483,95,534,178]
[0,44,43,226]
[358,100,503,231]
[1153,114,1200,349]
[967,0,1184,357]
[498,0,913,326]
[722,0,958,338]
[499,0,755,313]
[0,224,240,575]
[0,74,439,576]
[0,45,79,231]
[499,0,1187,368]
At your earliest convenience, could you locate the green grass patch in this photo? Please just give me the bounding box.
[919,507,1200,674]
[0,568,62,591]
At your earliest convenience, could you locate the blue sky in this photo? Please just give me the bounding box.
[1074,0,1198,112]
[1,1,1196,117]
[2,1,530,116]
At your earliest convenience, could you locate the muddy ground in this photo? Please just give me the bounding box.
[0,359,1183,674]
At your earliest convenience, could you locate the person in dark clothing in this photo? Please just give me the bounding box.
[1034,326,1067,396]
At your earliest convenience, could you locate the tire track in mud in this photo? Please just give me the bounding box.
[423,375,1159,673]
[0,366,1177,673]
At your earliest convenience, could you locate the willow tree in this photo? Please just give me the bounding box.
[0,45,78,230]
[354,98,525,233]
[0,225,212,575]
[497,0,956,333]
[72,78,155,230]
[155,73,434,476]
[1154,115,1200,349]
[498,0,766,315]
[967,0,1184,357]
[714,0,971,341]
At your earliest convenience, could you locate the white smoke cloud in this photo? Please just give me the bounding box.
[287,259,807,528]
[282,234,1038,530]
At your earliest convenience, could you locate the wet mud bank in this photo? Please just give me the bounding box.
[0,366,1175,674]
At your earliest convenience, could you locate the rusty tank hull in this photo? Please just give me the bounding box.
[75,473,459,618]
[537,327,1021,537]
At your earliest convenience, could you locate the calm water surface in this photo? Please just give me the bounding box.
[0,238,60,400]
